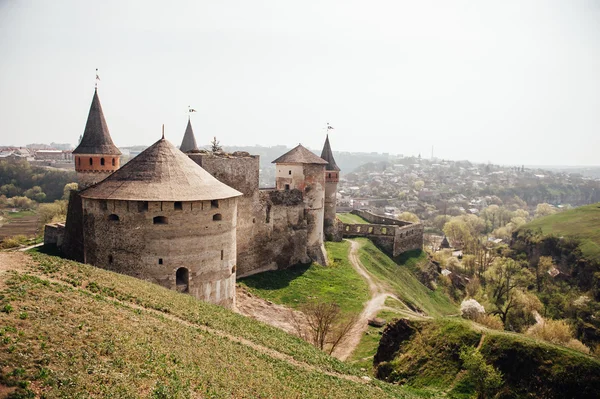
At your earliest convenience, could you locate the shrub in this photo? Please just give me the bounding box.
[7,196,35,209]
[0,235,28,249]
[526,318,590,354]
[459,346,503,399]
[476,314,503,330]
[461,299,485,321]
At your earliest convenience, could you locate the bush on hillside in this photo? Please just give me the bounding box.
[460,346,503,399]
[461,299,485,320]
[7,196,35,209]
[526,318,590,354]
[477,314,504,330]
[38,200,67,227]
[0,235,29,249]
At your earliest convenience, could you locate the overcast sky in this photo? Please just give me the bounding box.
[1,0,599,165]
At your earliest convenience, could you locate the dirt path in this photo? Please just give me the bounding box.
[235,286,308,336]
[333,240,422,361]
[0,252,373,386]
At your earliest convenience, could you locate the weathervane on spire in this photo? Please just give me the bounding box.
[326,122,334,134]
[95,68,100,89]
[188,106,197,118]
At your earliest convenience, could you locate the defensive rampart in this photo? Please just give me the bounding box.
[339,210,423,256]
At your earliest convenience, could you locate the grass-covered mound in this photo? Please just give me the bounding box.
[356,238,457,317]
[374,318,600,399]
[0,250,432,399]
[518,202,600,261]
[239,240,370,314]
[336,213,369,224]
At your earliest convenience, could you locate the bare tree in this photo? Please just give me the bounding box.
[292,301,358,355]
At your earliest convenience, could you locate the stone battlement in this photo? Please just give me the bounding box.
[338,210,423,257]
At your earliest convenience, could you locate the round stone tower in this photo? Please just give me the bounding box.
[272,144,328,265]
[320,134,340,240]
[79,137,242,308]
[72,88,121,189]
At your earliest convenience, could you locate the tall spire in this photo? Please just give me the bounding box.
[72,89,121,155]
[179,117,199,153]
[320,134,340,171]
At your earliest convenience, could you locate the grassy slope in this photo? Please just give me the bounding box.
[377,318,600,399]
[519,202,600,260]
[348,240,457,368]
[356,238,457,317]
[0,251,433,399]
[239,241,370,314]
[336,213,369,224]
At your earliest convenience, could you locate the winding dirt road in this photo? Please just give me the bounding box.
[333,240,421,360]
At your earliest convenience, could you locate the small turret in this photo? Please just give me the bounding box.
[180,117,199,153]
[320,134,340,240]
[272,144,328,265]
[72,88,121,188]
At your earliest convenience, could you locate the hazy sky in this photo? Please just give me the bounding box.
[1,0,599,165]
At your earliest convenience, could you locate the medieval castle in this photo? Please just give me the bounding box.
[45,88,423,308]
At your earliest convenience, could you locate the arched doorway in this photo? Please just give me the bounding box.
[176,267,189,293]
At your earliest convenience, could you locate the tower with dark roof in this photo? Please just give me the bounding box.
[72,89,121,188]
[320,134,340,240]
[272,144,328,265]
[179,117,199,153]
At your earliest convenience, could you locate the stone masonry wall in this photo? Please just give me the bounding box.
[340,210,423,257]
[189,153,315,278]
[81,196,238,308]
[352,209,412,227]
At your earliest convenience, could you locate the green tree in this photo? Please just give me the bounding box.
[413,180,425,191]
[62,182,79,200]
[485,258,534,325]
[23,186,46,202]
[0,183,22,197]
[396,211,419,223]
[210,137,222,152]
[459,346,503,399]
[534,203,557,218]
[535,256,554,292]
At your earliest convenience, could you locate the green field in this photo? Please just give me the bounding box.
[239,241,370,315]
[336,213,369,224]
[519,203,600,261]
[0,250,433,398]
[355,238,458,317]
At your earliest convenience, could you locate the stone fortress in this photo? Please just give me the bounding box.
[46,88,423,308]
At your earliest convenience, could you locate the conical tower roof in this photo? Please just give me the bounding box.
[73,89,121,155]
[80,138,241,201]
[440,235,450,248]
[320,134,340,171]
[179,118,199,153]
[272,144,328,165]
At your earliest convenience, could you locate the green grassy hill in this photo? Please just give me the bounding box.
[375,318,600,399]
[0,250,433,399]
[519,202,600,261]
[356,238,457,317]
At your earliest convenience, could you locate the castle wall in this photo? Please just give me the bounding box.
[188,154,316,277]
[340,210,424,257]
[323,174,339,241]
[275,164,306,191]
[81,196,238,308]
[351,209,412,227]
[61,190,84,262]
[301,164,327,265]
